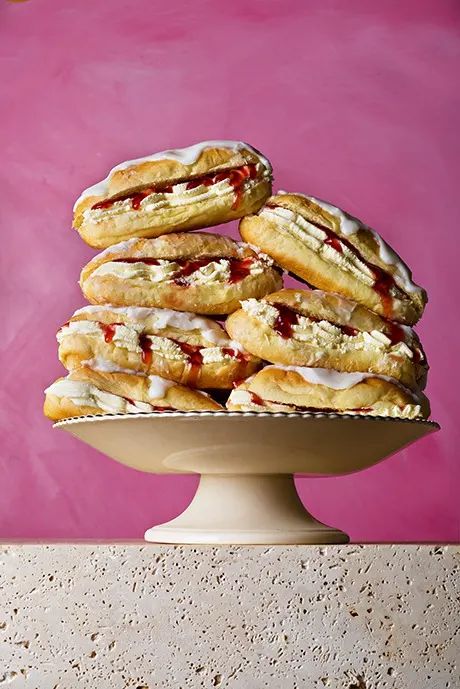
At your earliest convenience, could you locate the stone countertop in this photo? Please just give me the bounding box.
[0,544,458,688]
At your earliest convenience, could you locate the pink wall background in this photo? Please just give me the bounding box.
[1,0,459,541]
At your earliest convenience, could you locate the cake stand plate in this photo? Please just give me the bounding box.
[56,412,439,545]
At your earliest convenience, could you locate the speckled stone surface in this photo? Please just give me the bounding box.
[0,545,458,688]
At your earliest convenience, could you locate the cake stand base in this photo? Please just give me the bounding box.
[144,474,349,544]
[57,411,438,545]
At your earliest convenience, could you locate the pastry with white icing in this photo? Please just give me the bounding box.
[226,365,429,419]
[57,304,260,389]
[80,232,282,315]
[73,141,272,248]
[239,193,427,325]
[225,289,427,390]
[44,366,222,421]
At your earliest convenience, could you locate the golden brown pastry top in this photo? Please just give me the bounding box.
[74,141,272,219]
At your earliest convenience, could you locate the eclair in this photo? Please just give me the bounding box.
[73,140,272,248]
[79,232,282,315]
[225,289,427,390]
[227,365,429,419]
[240,193,427,325]
[44,366,222,421]
[57,305,260,389]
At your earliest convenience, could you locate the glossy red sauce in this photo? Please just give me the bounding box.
[249,391,265,406]
[341,324,360,337]
[115,257,161,265]
[139,334,153,367]
[91,163,257,212]
[228,257,253,284]
[372,269,396,319]
[172,340,203,387]
[271,303,359,339]
[172,259,213,287]
[99,322,122,343]
[222,347,247,362]
[324,233,344,253]
[273,304,300,338]
[385,320,406,345]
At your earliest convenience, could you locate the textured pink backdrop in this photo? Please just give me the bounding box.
[1,0,459,541]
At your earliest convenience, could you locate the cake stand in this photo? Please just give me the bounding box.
[56,412,439,544]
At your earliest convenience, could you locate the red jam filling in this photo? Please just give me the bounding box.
[222,347,246,363]
[271,303,359,340]
[112,255,255,287]
[139,333,153,367]
[249,392,266,406]
[124,397,170,412]
[91,163,258,212]
[384,320,406,345]
[273,304,300,338]
[99,322,123,343]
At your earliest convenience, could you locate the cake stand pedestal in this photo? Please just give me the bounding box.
[56,412,438,545]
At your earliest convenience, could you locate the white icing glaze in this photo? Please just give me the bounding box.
[264,365,420,401]
[147,375,175,399]
[86,238,140,262]
[81,357,143,375]
[72,304,234,346]
[281,193,422,297]
[74,140,271,209]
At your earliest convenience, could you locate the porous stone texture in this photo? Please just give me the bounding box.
[0,545,458,688]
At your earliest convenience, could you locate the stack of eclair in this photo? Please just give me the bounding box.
[44,140,429,421]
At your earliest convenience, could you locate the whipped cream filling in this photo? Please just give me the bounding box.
[90,256,268,286]
[58,320,243,364]
[45,379,157,414]
[83,177,260,224]
[260,206,390,292]
[227,389,421,419]
[75,140,272,208]
[72,305,235,346]
[241,299,415,360]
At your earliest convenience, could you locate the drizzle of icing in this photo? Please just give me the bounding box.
[147,375,175,399]
[264,365,421,400]
[74,140,271,209]
[73,304,235,347]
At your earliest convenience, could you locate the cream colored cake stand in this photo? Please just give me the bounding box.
[56,412,439,545]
